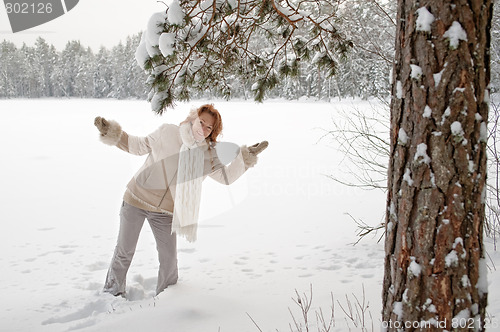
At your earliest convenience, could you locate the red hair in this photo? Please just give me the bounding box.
[181,104,223,143]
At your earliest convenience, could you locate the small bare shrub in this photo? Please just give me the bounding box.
[248,285,373,332]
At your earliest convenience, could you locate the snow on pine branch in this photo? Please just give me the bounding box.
[136,0,351,113]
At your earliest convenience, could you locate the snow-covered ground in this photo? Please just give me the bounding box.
[0,99,498,332]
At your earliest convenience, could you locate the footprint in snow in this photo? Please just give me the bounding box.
[87,261,108,272]
[38,249,75,257]
[354,262,375,269]
[234,261,247,265]
[345,257,359,264]
[317,265,342,271]
[59,244,79,249]
[368,250,383,258]
[299,273,314,278]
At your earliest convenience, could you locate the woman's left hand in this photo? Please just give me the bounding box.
[248,141,269,156]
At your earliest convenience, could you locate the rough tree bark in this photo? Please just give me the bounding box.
[383,0,492,331]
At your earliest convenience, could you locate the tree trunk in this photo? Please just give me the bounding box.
[383,0,492,331]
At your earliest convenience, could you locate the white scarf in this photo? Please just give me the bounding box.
[172,122,208,242]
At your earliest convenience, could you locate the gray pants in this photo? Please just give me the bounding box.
[104,201,178,296]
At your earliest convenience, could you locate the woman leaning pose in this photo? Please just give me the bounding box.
[94,104,268,297]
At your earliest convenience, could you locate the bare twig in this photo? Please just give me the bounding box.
[486,99,500,247]
[336,285,373,331]
[345,213,385,245]
[246,312,264,332]
[315,292,335,332]
[320,103,390,193]
[248,285,373,332]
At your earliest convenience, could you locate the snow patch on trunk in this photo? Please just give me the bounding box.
[416,7,435,32]
[443,21,467,49]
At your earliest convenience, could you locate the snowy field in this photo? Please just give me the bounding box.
[0,98,498,332]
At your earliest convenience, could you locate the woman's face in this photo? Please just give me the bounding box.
[192,111,215,141]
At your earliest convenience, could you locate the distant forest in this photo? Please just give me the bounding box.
[1,1,498,101]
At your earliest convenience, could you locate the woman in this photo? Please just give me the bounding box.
[94,104,268,297]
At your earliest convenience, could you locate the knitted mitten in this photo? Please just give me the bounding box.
[94,116,109,136]
[94,116,123,146]
[248,141,269,155]
[241,141,269,168]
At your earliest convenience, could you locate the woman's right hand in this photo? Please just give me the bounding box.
[94,116,110,136]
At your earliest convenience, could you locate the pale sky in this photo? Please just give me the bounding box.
[0,0,168,50]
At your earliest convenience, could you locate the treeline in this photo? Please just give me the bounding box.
[0,36,392,102]
[0,35,147,99]
[0,0,498,101]
[0,34,390,101]
[0,1,395,101]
